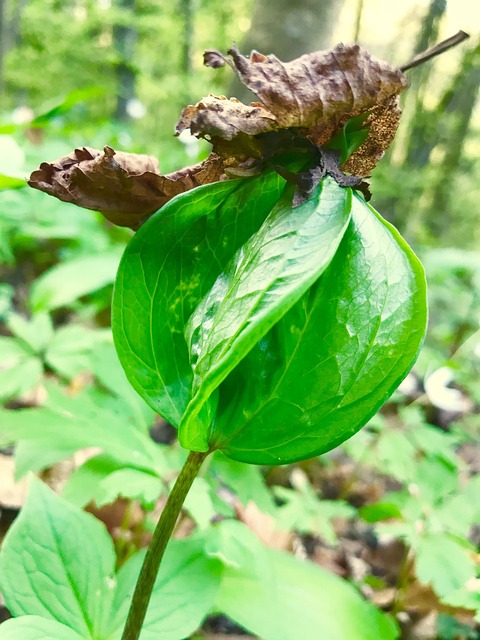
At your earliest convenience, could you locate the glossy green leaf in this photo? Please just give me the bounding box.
[113,171,285,427]
[207,194,427,463]
[0,617,83,640]
[0,479,116,639]
[180,176,351,449]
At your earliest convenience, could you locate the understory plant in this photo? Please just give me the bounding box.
[0,33,469,640]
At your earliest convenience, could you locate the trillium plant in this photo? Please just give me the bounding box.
[3,32,468,640]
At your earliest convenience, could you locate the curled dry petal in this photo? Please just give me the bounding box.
[29,42,410,228]
[182,42,409,174]
[28,146,225,230]
[176,96,277,141]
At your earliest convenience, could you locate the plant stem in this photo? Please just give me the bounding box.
[400,30,469,72]
[120,449,208,640]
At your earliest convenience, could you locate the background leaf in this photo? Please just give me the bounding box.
[107,537,222,640]
[0,479,116,639]
[210,521,398,640]
[0,617,83,640]
[30,251,122,312]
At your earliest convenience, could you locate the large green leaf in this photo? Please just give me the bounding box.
[113,171,285,427]
[206,195,427,463]
[0,479,116,639]
[180,176,351,449]
[114,173,426,464]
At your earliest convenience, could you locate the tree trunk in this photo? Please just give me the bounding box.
[0,0,6,95]
[180,0,193,75]
[427,40,480,237]
[404,0,447,167]
[114,0,137,121]
[230,0,345,100]
[353,0,364,42]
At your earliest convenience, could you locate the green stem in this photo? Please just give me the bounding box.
[120,450,208,640]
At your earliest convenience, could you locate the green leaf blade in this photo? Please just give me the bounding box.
[180,177,352,449]
[30,252,122,312]
[209,194,427,464]
[113,172,285,428]
[212,521,398,640]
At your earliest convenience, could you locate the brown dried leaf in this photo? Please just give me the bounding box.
[235,500,292,550]
[28,146,226,230]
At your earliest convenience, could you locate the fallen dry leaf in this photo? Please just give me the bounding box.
[235,500,292,550]
[0,454,28,510]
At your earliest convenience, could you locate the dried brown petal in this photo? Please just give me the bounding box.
[227,42,408,135]
[181,43,408,172]
[28,146,225,230]
[176,95,277,141]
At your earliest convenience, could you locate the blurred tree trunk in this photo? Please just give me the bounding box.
[404,0,447,167]
[113,0,137,120]
[0,0,6,95]
[180,0,193,75]
[428,40,480,237]
[353,0,364,42]
[9,0,27,49]
[230,0,345,99]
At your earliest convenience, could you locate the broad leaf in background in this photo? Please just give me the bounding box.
[0,479,116,639]
[113,170,285,426]
[415,533,477,598]
[273,484,355,544]
[207,195,426,463]
[209,520,398,640]
[0,384,163,479]
[0,336,43,402]
[0,174,26,190]
[107,538,222,640]
[30,251,122,312]
[180,176,351,449]
[0,617,83,640]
